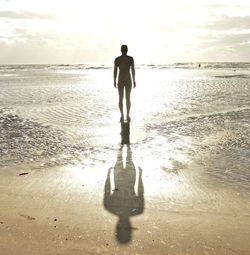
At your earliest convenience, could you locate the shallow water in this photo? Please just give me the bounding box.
[0,65,249,196]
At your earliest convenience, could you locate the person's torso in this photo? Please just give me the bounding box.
[115,55,133,80]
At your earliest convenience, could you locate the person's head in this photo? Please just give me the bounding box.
[121,45,128,55]
[116,216,131,244]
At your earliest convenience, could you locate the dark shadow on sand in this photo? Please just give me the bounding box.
[103,145,144,244]
[120,122,130,145]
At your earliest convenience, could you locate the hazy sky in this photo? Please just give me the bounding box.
[0,0,250,64]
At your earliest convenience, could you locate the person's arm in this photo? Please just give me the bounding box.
[113,60,118,88]
[131,58,136,88]
[103,167,112,209]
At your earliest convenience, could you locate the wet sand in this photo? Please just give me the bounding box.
[1,148,250,255]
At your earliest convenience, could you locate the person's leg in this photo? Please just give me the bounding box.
[125,82,132,121]
[118,83,124,121]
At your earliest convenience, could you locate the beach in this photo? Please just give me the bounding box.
[0,63,250,254]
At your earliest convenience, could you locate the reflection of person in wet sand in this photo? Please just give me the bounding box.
[114,45,136,123]
[103,146,144,244]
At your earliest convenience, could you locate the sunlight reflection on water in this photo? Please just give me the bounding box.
[1,67,249,198]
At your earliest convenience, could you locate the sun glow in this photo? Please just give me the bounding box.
[51,0,215,63]
[1,0,250,63]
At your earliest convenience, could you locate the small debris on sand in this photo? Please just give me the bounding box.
[19,172,29,176]
[19,214,35,220]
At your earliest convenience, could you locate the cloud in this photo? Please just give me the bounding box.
[205,3,248,9]
[0,11,54,20]
[200,32,250,47]
[203,15,250,31]
[0,27,112,64]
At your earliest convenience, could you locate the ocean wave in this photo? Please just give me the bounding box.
[214,74,250,79]
[1,62,250,71]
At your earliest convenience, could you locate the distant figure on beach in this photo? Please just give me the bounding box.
[114,45,136,123]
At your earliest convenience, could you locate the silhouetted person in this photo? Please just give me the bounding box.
[114,45,136,123]
[103,146,144,244]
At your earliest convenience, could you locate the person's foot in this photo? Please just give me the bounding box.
[127,116,131,123]
[120,116,124,123]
